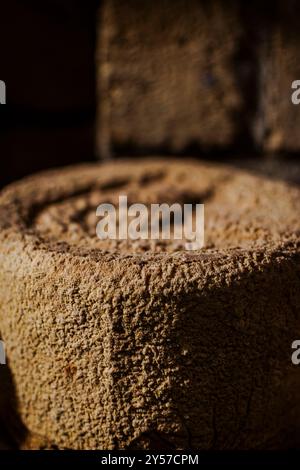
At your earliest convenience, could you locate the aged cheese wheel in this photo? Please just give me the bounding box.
[0,159,300,449]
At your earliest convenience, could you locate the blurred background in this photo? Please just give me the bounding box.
[0,0,98,187]
[1,0,300,187]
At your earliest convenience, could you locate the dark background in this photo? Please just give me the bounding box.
[0,0,98,188]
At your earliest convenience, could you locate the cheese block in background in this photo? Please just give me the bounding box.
[97,0,249,159]
[253,1,300,152]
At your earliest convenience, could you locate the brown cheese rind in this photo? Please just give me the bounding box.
[0,159,300,449]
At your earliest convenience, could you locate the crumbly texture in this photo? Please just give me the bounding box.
[97,0,244,157]
[0,159,300,450]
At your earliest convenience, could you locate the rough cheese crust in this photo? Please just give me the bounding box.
[0,159,300,449]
